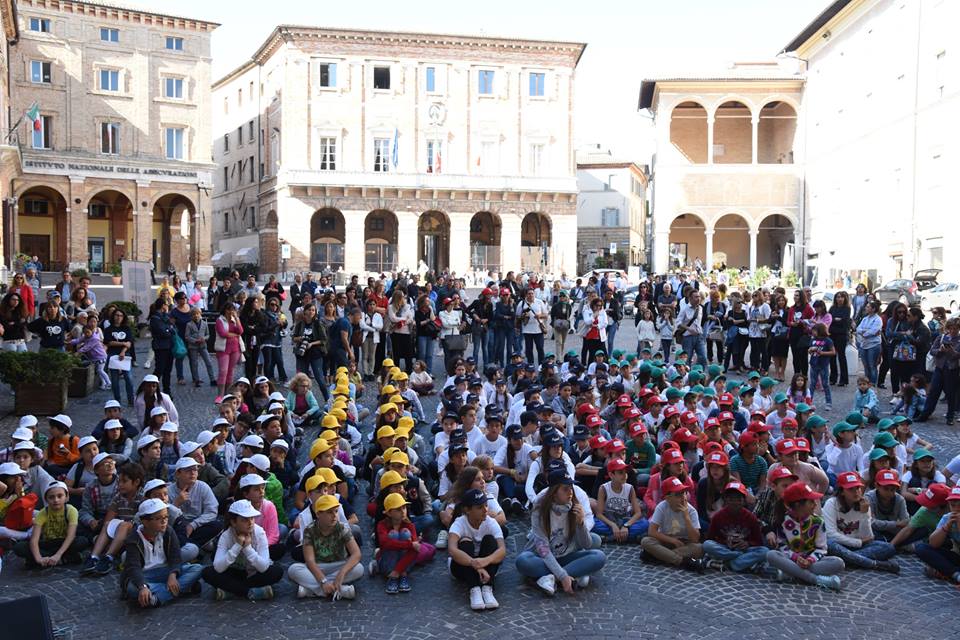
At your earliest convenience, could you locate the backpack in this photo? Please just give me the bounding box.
[4,493,38,531]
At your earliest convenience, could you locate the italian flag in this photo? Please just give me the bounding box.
[24,104,40,131]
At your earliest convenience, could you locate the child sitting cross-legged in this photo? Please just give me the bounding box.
[593,459,647,543]
[376,493,426,595]
[702,481,767,572]
[82,461,145,576]
[14,481,89,568]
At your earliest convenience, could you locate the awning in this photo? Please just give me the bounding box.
[211,251,232,267]
[234,246,259,264]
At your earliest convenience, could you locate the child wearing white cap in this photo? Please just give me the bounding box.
[0,463,32,544]
[43,415,80,477]
[181,440,230,504]
[158,422,183,480]
[136,434,168,483]
[142,478,198,562]
[238,474,285,561]
[168,458,222,549]
[65,436,100,508]
[98,419,134,462]
[0,422,45,465]
[201,499,283,600]
[91,400,138,440]
[79,452,118,538]
[13,481,89,568]
[11,442,54,505]
[120,497,203,607]
[134,376,179,432]
[82,461,146,576]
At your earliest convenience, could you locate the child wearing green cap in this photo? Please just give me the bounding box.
[902,450,946,515]
[824,421,863,477]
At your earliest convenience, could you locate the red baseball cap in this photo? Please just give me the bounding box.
[947,486,960,502]
[672,427,698,443]
[616,394,633,408]
[645,395,665,408]
[605,438,626,453]
[661,448,685,466]
[750,411,767,421]
[680,411,699,426]
[661,440,680,452]
[782,481,824,503]
[577,403,599,417]
[661,476,688,494]
[637,387,654,399]
[780,417,799,430]
[794,437,811,452]
[606,458,629,473]
[775,439,800,456]
[723,480,748,496]
[587,434,609,450]
[836,472,865,490]
[499,287,511,296]
[585,414,604,429]
[704,450,729,466]
[748,421,772,433]
[702,441,724,454]
[623,406,641,420]
[628,422,648,438]
[768,466,798,483]
[704,417,720,430]
[442,297,452,306]
[663,406,680,419]
[917,483,951,507]
[481,287,494,296]
[718,411,735,423]
[718,393,734,406]
[738,431,759,447]
[874,469,900,487]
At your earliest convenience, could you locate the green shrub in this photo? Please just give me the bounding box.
[105,300,142,321]
[0,350,81,385]
[70,268,89,279]
[108,262,122,276]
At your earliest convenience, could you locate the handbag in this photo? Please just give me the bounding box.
[108,355,131,371]
[443,334,467,352]
[172,333,187,359]
[892,341,916,361]
[553,318,571,334]
[4,493,38,530]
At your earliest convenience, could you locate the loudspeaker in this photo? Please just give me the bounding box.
[0,594,55,640]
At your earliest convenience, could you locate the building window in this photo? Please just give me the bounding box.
[237,126,243,147]
[224,132,229,152]
[165,127,184,160]
[100,122,120,154]
[223,212,229,232]
[100,27,119,42]
[99,69,120,92]
[373,138,390,172]
[601,207,620,227]
[373,66,391,90]
[248,121,255,143]
[163,77,183,99]
[32,115,52,149]
[529,143,545,175]
[24,199,49,214]
[29,17,51,33]
[318,63,337,88]
[88,203,108,218]
[165,36,183,50]
[248,156,254,183]
[369,216,385,231]
[478,70,494,95]
[30,60,51,84]
[318,137,337,170]
[426,140,442,173]
[223,166,229,189]
[529,72,545,97]
[236,160,242,184]
[425,66,436,92]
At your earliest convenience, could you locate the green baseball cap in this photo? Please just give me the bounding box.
[565,350,577,357]
[703,387,716,397]
[706,364,723,377]
[773,392,788,404]
[665,387,683,400]
[625,353,638,361]
[845,412,865,426]
[795,403,814,414]
[831,421,857,438]
[611,349,624,359]
[876,418,895,431]
[747,371,761,380]
[913,448,935,461]
[759,376,776,389]
[688,371,704,383]
[873,432,898,448]
[725,380,741,392]
[690,384,705,394]
[806,414,828,429]
[594,349,606,356]
[649,367,664,379]
[739,385,755,397]
[869,448,892,461]
[892,415,911,425]
[638,362,652,375]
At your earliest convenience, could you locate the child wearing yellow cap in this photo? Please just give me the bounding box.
[287,494,363,600]
[376,493,421,594]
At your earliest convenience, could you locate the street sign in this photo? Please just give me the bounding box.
[281,243,291,259]
[609,242,617,254]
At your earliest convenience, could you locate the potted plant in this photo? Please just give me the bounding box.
[0,350,80,414]
[108,262,122,285]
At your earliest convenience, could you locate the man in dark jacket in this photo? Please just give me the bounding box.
[121,498,202,607]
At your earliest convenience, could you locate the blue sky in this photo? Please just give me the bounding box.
[141,0,828,159]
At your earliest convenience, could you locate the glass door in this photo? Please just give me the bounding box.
[88,238,105,272]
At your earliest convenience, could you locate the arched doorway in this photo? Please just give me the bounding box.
[757,213,796,271]
[469,211,501,272]
[667,213,706,269]
[418,210,449,273]
[713,101,753,164]
[152,194,195,272]
[713,213,751,269]
[16,186,68,271]
[758,101,798,164]
[86,190,133,272]
[310,208,345,272]
[520,212,551,271]
[365,210,398,273]
[669,101,708,164]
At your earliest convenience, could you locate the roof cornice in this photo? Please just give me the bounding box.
[18,0,219,30]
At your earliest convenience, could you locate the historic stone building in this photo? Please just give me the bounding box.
[212,26,585,277]
[0,0,20,272]
[7,0,217,274]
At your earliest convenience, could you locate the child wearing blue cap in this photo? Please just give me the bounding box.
[447,488,506,611]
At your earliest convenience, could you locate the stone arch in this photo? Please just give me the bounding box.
[152,193,196,273]
[712,100,753,164]
[365,209,398,273]
[520,211,552,271]
[264,210,278,229]
[310,207,345,271]
[708,95,759,119]
[16,185,69,271]
[712,212,752,269]
[667,212,707,270]
[418,210,450,273]
[755,211,797,271]
[757,100,798,164]
[85,189,134,271]
[669,100,708,164]
[470,211,502,272]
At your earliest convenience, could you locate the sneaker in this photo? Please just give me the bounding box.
[681,557,705,573]
[214,588,229,601]
[80,556,98,575]
[368,559,379,577]
[143,361,152,369]
[480,585,499,609]
[815,575,842,591]
[575,575,590,589]
[336,584,356,600]
[297,585,311,599]
[469,586,485,611]
[825,404,833,412]
[247,585,274,601]
[536,574,556,596]
[512,498,528,515]
[397,575,411,592]
[94,555,113,575]
[385,578,399,595]
[435,530,448,549]
[924,566,949,581]
[705,559,725,572]
[875,559,900,574]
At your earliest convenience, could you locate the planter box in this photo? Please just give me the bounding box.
[14,382,68,415]
[68,363,96,398]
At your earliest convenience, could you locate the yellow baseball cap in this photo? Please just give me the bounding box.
[305,475,324,493]
[389,366,401,378]
[319,429,339,443]
[394,426,411,440]
[334,385,350,396]
[312,494,340,513]
[389,452,410,466]
[392,371,409,382]
[383,493,409,511]
[321,414,340,429]
[336,366,349,376]
[329,408,347,421]
[381,447,400,463]
[381,385,398,396]
[377,425,397,440]
[397,416,415,431]
[389,394,407,405]
[380,470,406,488]
[309,439,332,459]
[381,358,395,368]
[378,403,398,416]
[315,467,338,486]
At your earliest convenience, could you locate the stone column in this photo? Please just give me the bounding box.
[276,191,311,273]
[751,116,759,165]
[133,181,153,263]
[448,211,472,276]
[749,229,758,273]
[67,178,87,271]
[396,210,418,272]
[707,116,715,165]
[343,210,366,275]
[654,229,670,273]
[193,185,213,277]
[704,229,715,271]
[259,227,279,275]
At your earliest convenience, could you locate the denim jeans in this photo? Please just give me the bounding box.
[606,321,619,354]
[125,563,203,605]
[496,475,525,502]
[2,339,27,352]
[110,367,134,405]
[702,540,769,572]
[810,361,832,404]
[859,345,881,384]
[827,539,896,568]
[915,543,960,577]
[261,347,287,382]
[417,335,436,373]
[592,518,648,541]
[493,329,513,366]
[472,329,488,367]
[188,347,217,384]
[515,548,606,579]
[523,332,545,365]
[296,355,329,401]
[921,367,960,421]
[660,339,673,363]
[681,334,708,366]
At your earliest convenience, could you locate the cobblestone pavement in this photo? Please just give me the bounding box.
[2,319,959,640]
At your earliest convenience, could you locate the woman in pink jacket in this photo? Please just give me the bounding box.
[215,302,244,396]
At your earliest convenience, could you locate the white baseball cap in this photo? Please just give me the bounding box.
[254,376,269,385]
[150,406,169,418]
[180,441,201,456]
[12,426,34,441]
[228,499,260,518]
[0,462,26,476]
[91,452,113,468]
[239,473,266,489]
[142,478,167,495]
[268,392,285,402]
[175,457,198,471]
[50,414,73,430]
[239,434,264,449]
[269,439,289,451]
[13,441,36,453]
[18,415,38,429]
[243,453,270,472]
[78,436,98,450]
[236,377,251,386]
[103,399,122,410]
[212,417,230,428]
[44,480,68,496]
[103,419,123,431]
[142,374,160,384]
[159,422,179,433]
[195,430,217,448]
[136,498,167,517]
[268,402,285,412]
[137,434,159,449]
[220,393,237,403]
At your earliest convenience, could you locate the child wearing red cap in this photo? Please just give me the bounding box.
[641,476,704,571]
[765,481,843,590]
[891,483,951,550]
[590,439,636,500]
[593,459,647,543]
[914,486,960,583]
[644,448,696,516]
[865,469,909,542]
[753,466,797,547]
[767,439,830,497]
[823,471,899,572]
[729,431,768,503]
[642,396,665,438]
[703,481,766,572]
[625,423,656,486]
[656,406,682,448]
[696,451,731,528]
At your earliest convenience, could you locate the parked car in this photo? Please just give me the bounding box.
[920,282,959,313]
[578,269,629,286]
[623,285,639,316]
[872,270,940,305]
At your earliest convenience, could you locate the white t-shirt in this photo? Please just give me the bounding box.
[493,442,534,477]
[475,434,506,458]
[517,298,548,334]
[449,514,504,543]
[650,501,699,540]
